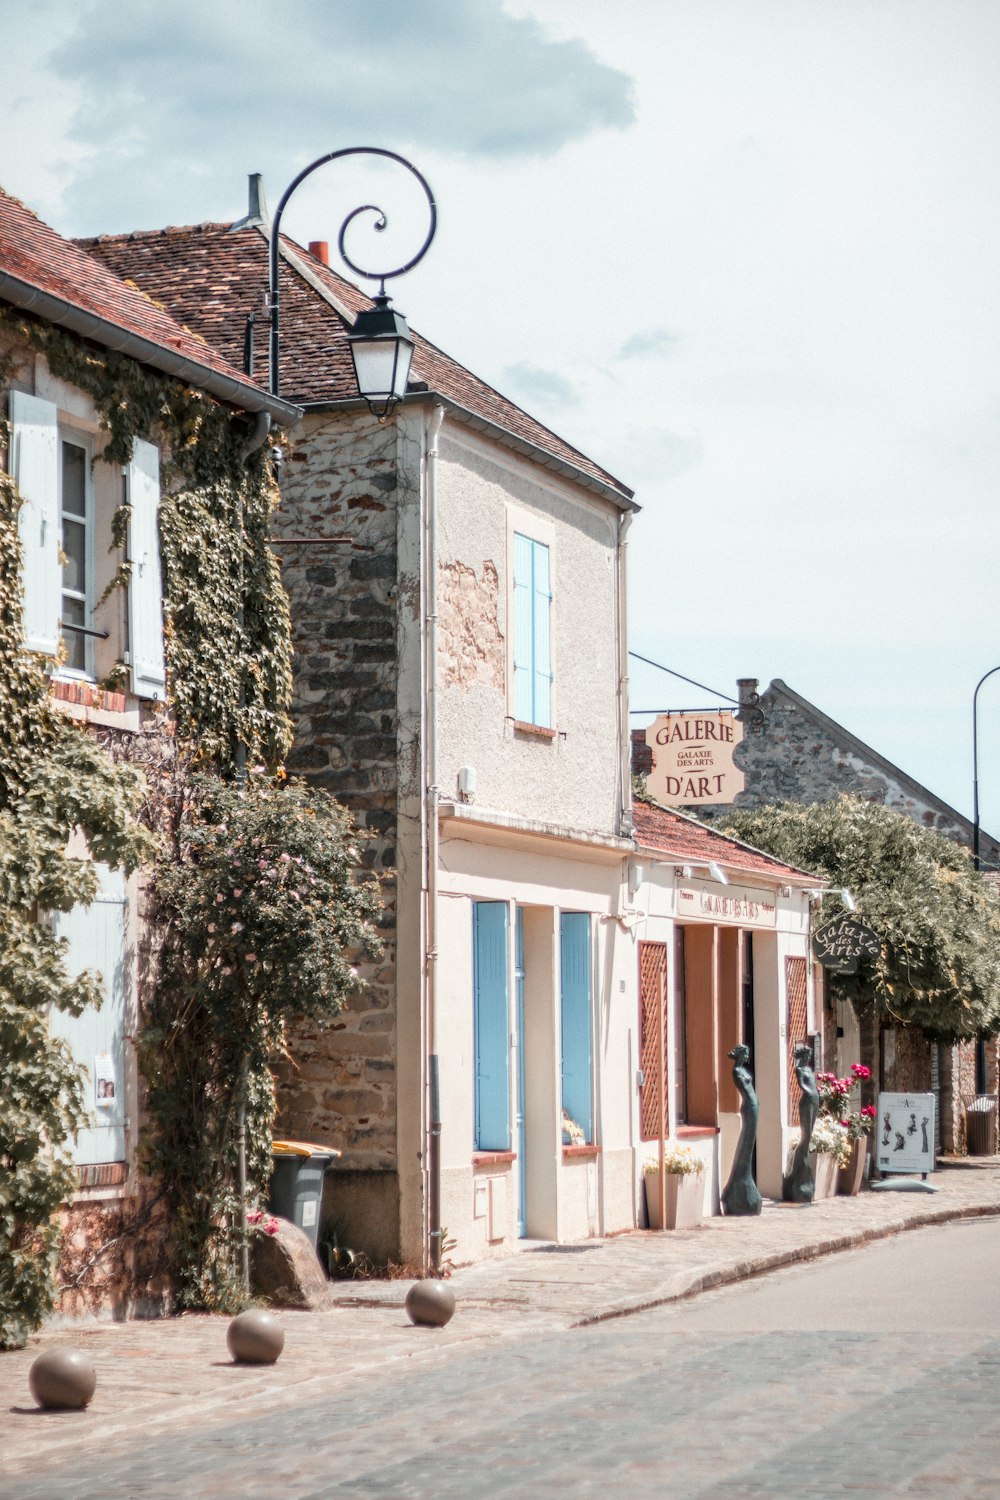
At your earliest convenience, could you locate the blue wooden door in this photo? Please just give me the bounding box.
[473,901,510,1151]
[51,865,128,1164]
[515,907,527,1236]
[560,912,593,1143]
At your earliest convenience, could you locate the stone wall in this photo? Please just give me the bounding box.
[269,410,404,1199]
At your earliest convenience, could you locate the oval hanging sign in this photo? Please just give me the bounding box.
[812,914,881,974]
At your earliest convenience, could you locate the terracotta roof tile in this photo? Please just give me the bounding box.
[0,189,275,405]
[78,221,633,503]
[632,800,821,885]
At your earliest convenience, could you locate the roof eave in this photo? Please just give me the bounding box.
[0,270,302,426]
[301,389,638,512]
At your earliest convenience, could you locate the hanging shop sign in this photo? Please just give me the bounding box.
[644,712,744,807]
[677,880,777,929]
[812,914,881,974]
[876,1092,935,1175]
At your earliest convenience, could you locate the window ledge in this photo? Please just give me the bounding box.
[76,1161,129,1190]
[472,1150,517,1168]
[511,719,557,740]
[675,1125,720,1139]
[562,1144,600,1160]
[52,678,141,730]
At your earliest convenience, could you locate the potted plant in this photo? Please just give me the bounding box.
[807,1115,852,1198]
[817,1064,876,1195]
[643,1145,705,1230]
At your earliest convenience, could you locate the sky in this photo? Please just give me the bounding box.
[1,0,998,835]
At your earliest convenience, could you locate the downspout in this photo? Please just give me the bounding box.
[424,402,446,1272]
[617,510,633,838]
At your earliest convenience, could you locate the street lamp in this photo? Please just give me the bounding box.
[973,665,1000,871]
[267,147,436,415]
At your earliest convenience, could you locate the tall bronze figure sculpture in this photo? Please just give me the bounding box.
[782,1042,819,1203]
[722,1045,762,1216]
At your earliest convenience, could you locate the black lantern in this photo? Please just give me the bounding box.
[348,295,415,419]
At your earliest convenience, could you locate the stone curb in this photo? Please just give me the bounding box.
[572,1198,1000,1327]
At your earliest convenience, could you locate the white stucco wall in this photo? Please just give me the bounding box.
[433,423,625,838]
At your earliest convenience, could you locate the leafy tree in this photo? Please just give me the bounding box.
[719,796,1000,1041]
[141,769,382,1309]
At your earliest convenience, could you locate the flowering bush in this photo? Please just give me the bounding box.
[246,1210,280,1237]
[644,1144,704,1176]
[817,1063,875,1143]
[810,1115,852,1167]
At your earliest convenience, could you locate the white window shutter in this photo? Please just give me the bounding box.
[10,390,60,655]
[126,438,166,699]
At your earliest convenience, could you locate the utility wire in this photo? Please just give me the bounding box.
[628,651,738,705]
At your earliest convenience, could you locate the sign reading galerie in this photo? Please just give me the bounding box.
[677,881,777,929]
[644,712,745,806]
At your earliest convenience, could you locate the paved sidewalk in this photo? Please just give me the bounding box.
[2,1157,998,1481]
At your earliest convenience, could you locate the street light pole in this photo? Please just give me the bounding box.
[267,147,436,408]
[972,665,1000,871]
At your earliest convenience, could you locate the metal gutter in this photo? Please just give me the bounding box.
[0,270,303,426]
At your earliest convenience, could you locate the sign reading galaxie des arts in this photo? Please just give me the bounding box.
[644,712,745,807]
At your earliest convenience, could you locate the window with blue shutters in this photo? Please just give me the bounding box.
[512,531,553,728]
[560,911,593,1143]
[473,901,511,1151]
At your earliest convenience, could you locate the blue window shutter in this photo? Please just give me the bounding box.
[532,540,553,728]
[473,901,510,1151]
[560,912,593,1142]
[51,865,128,1165]
[512,531,553,727]
[512,533,534,722]
[10,390,61,656]
[127,439,166,699]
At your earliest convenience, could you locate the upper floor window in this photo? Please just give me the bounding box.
[512,530,553,729]
[9,389,166,699]
[60,435,93,675]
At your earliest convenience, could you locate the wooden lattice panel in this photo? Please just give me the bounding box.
[786,956,808,1117]
[639,941,667,1141]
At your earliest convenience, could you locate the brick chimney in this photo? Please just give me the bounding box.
[308,240,330,265]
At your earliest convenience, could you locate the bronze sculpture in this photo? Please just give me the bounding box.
[722,1044,762,1215]
[782,1042,819,1203]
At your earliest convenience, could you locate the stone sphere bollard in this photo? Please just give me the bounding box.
[226,1309,285,1365]
[29,1348,97,1410]
[405,1279,456,1328]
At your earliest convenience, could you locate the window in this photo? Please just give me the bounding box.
[50,865,128,1166]
[10,390,166,698]
[560,911,592,1143]
[473,901,511,1151]
[60,435,93,675]
[512,531,553,728]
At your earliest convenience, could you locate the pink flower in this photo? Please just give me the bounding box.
[264,1217,280,1236]
[247,1209,263,1225]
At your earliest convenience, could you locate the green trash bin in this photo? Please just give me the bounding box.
[268,1140,340,1249]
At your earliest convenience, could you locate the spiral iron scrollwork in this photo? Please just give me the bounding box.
[268,147,437,397]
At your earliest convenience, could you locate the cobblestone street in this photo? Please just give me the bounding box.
[3,1160,999,1498]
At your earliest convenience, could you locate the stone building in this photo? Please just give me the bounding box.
[637,677,1000,1151]
[0,187,299,1319]
[85,181,824,1262]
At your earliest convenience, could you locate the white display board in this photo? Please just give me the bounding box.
[876,1092,935,1176]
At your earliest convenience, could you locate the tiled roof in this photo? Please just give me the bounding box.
[632,799,821,885]
[78,220,634,505]
[0,189,294,418]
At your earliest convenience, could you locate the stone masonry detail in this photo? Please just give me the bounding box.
[271,412,400,1173]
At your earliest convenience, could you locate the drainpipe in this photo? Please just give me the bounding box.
[616,510,633,836]
[424,403,446,1272]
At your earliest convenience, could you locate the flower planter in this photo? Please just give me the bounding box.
[808,1151,839,1200]
[645,1171,703,1230]
[837,1137,868,1196]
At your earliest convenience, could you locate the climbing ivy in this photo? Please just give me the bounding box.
[0,412,154,1348]
[0,307,293,768]
[141,770,382,1310]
